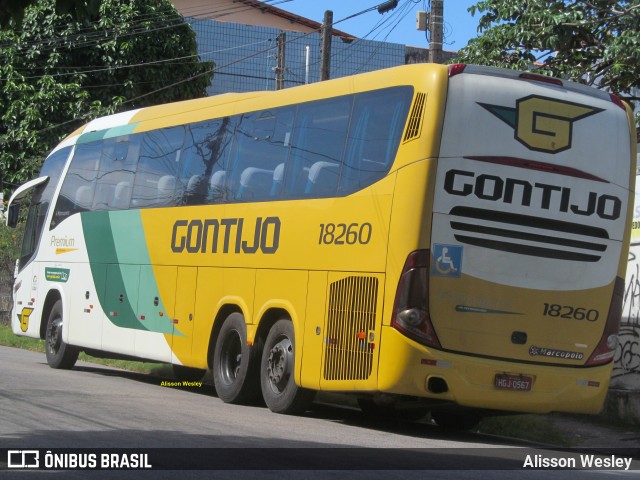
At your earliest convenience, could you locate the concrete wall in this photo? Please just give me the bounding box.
[606,145,640,424]
[613,149,640,391]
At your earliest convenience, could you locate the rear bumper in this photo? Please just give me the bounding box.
[377,326,611,414]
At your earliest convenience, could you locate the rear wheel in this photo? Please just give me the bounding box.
[45,300,79,369]
[431,410,482,431]
[212,313,260,404]
[260,319,314,414]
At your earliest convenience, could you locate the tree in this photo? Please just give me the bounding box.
[454,1,640,116]
[0,0,213,190]
[0,0,100,26]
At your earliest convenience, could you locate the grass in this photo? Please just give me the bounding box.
[0,324,168,375]
[0,323,45,351]
[477,414,572,446]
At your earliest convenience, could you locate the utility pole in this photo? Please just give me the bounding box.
[275,32,286,90]
[428,0,443,64]
[320,10,333,81]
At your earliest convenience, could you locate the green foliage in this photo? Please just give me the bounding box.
[455,1,640,109]
[0,325,44,349]
[0,0,100,27]
[0,325,169,375]
[0,222,21,279]
[0,0,213,192]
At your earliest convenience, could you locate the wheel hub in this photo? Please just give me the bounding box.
[221,331,242,384]
[47,318,62,354]
[267,338,292,391]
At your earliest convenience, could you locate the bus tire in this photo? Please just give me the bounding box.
[431,410,482,431]
[212,313,260,404]
[260,319,314,414]
[45,300,79,369]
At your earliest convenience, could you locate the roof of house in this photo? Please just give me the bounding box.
[234,0,355,39]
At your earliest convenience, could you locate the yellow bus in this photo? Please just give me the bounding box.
[6,63,637,429]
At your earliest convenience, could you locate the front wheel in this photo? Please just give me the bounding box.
[260,319,314,414]
[45,300,79,369]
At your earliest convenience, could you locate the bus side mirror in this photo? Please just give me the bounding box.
[7,203,20,228]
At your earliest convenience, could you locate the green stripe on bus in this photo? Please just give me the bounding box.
[77,123,140,144]
[109,211,178,335]
[81,211,177,335]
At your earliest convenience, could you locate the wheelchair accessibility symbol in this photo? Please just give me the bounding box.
[432,244,463,278]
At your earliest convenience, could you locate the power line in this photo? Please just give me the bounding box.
[19,1,403,136]
[1,0,290,46]
[0,38,272,85]
[0,0,289,54]
[287,0,418,79]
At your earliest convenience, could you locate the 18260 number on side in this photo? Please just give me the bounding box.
[319,223,372,245]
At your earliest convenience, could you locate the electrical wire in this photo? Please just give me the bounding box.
[0,0,289,54]
[3,1,411,136]
[0,38,273,85]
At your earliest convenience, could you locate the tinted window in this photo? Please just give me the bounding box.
[37,147,72,230]
[40,146,71,199]
[340,87,412,193]
[49,87,413,222]
[52,141,102,227]
[230,107,295,201]
[20,200,42,268]
[93,135,140,211]
[131,126,186,208]
[180,117,235,205]
[284,96,351,198]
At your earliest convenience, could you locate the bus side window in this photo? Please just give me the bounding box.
[340,87,413,194]
[52,140,102,227]
[180,117,234,206]
[230,107,294,201]
[284,96,350,199]
[40,146,72,231]
[93,135,140,211]
[131,126,186,208]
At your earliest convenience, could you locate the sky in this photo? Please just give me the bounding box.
[276,0,481,51]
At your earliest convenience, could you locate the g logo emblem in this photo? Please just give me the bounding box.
[480,95,603,154]
[18,307,34,332]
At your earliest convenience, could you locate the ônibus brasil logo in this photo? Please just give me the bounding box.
[479,95,604,154]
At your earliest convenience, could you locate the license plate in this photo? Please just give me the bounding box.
[494,373,533,392]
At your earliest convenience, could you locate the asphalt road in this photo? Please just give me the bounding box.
[0,346,637,479]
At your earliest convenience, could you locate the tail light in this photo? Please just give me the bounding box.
[448,64,466,77]
[391,250,441,348]
[609,93,626,111]
[586,276,624,366]
[519,72,563,86]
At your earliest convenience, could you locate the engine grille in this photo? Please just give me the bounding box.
[323,276,378,381]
